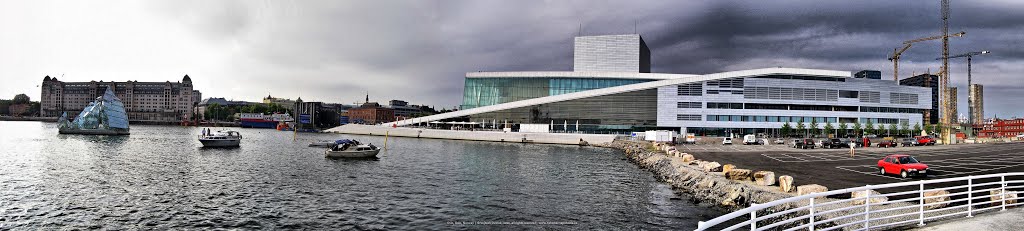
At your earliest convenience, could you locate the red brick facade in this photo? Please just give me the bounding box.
[348,102,394,124]
[978,118,1024,138]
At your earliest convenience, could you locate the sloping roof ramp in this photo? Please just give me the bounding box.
[384,68,850,127]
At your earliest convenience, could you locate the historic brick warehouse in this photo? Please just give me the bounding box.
[40,75,202,123]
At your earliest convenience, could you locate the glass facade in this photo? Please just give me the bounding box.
[461,77,650,109]
[59,87,130,131]
[468,89,658,133]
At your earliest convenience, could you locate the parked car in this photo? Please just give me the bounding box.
[790,139,802,148]
[815,139,828,148]
[900,138,920,147]
[774,138,786,144]
[877,154,929,178]
[795,139,815,149]
[876,140,897,148]
[824,138,849,149]
[722,137,733,145]
[915,136,936,146]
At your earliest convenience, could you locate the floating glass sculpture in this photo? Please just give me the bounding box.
[58,87,130,135]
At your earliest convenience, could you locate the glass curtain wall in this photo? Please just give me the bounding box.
[461,77,649,109]
[468,89,657,134]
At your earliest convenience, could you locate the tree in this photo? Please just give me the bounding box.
[12,94,29,104]
[809,119,819,137]
[913,123,922,136]
[796,121,806,137]
[824,121,834,138]
[888,123,898,137]
[899,121,910,137]
[781,122,792,138]
[839,121,849,137]
[876,123,885,136]
[865,120,875,136]
[853,121,863,137]
[926,124,938,135]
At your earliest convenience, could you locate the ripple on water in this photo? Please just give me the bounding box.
[0,122,726,229]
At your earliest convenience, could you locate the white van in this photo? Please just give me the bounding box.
[743,134,759,145]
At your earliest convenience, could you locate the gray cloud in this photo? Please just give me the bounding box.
[142,0,1024,116]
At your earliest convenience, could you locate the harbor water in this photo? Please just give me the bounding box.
[0,121,726,229]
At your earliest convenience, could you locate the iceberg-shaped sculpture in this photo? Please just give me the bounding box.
[58,86,130,135]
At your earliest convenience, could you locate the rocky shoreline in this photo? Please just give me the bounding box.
[600,140,963,230]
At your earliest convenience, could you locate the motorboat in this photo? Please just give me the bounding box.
[309,140,339,147]
[324,139,380,158]
[199,130,242,147]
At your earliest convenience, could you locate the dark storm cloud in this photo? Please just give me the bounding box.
[150,0,1024,116]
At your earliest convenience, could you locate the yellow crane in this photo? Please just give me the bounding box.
[888,31,966,82]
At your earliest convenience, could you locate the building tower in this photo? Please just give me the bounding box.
[970,84,984,125]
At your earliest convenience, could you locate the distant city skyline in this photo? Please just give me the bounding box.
[2,0,1024,116]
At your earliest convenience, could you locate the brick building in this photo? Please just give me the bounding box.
[40,75,201,122]
[348,102,394,125]
[978,118,1024,138]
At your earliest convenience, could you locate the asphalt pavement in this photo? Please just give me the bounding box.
[680,142,1024,190]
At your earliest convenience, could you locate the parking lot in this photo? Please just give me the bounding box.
[682,142,1024,190]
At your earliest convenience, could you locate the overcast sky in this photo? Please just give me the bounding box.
[2,0,1023,117]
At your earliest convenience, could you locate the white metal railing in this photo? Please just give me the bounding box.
[696,173,1024,231]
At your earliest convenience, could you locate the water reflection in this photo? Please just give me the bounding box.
[0,121,726,229]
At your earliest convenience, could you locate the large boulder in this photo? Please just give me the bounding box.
[725,169,753,181]
[703,162,723,172]
[990,189,1019,205]
[721,187,746,206]
[779,175,795,192]
[797,184,828,197]
[851,189,888,205]
[722,164,736,173]
[923,190,950,210]
[681,154,694,163]
[753,171,776,186]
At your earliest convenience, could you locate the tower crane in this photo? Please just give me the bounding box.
[888,31,966,82]
[937,50,991,126]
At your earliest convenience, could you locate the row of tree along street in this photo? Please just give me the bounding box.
[778,119,941,138]
[0,94,40,117]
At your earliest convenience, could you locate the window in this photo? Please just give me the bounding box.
[707,102,744,109]
[677,114,702,121]
[890,92,919,105]
[677,102,702,108]
[707,78,744,88]
[677,83,702,96]
[839,90,859,98]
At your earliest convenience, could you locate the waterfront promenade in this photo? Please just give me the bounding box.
[325,124,618,145]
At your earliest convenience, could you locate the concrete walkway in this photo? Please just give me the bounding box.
[912,207,1024,231]
[324,124,618,145]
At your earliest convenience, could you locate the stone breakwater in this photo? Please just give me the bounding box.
[601,140,965,230]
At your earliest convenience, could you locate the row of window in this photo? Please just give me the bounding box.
[682,102,921,114]
[860,91,881,103]
[743,86,839,101]
[707,78,744,88]
[890,92,919,105]
[677,83,702,96]
[697,115,908,124]
[705,115,838,123]
[707,89,744,95]
[676,114,702,121]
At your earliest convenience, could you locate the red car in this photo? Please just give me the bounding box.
[878,154,929,178]
[876,140,897,148]
[915,136,936,146]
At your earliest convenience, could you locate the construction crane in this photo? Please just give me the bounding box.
[938,50,991,127]
[888,31,966,82]
[938,51,990,86]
